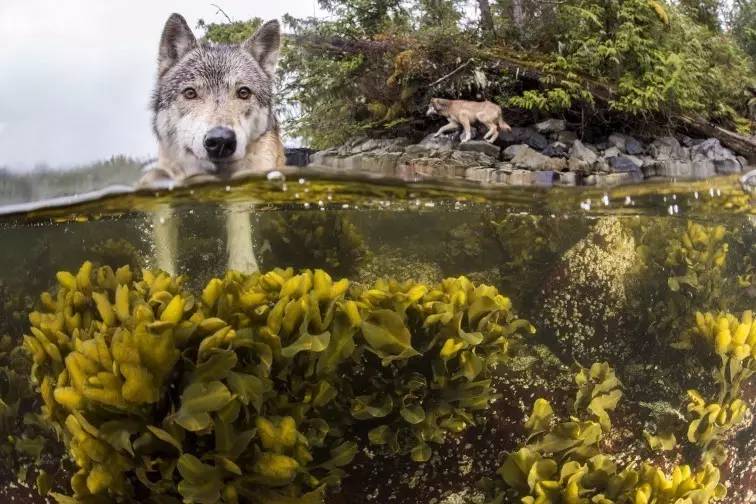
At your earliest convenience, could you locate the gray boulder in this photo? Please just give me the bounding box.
[568,140,599,172]
[608,133,644,155]
[608,155,643,173]
[650,136,689,161]
[558,172,579,186]
[533,171,558,187]
[465,167,497,184]
[595,172,643,187]
[625,137,645,155]
[535,119,567,134]
[714,158,742,174]
[418,133,457,151]
[500,127,548,151]
[542,142,569,158]
[690,139,742,174]
[449,149,497,168]
[527,132,549,151]
[690,158,717,179]
[509,170,535,186]
[458,140,501,159]
[337,136,410,156]
[556,131,578,145]
[503,144,528,161]
[511,146,567,171]
[603,146,621,159]
[310,148,338,166]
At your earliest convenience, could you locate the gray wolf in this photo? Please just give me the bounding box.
[426,98,512,143]
[141,14,285,274]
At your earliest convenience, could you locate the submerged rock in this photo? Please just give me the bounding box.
[540,218,639,362]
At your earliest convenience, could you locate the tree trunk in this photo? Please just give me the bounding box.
[510,0,525,35]
[478,0,495,37]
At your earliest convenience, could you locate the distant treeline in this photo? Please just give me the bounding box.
[0,156,146,205]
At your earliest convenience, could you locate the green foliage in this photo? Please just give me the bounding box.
[23,262,533,501]
[271,0,756,147]
[572,362,623,432]
[731,0,756,62]
[679,0,723,32]
[198,17,264,45]
[513,0,754,124]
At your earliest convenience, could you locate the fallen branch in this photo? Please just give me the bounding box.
[677,116,756,161]
[428,59,473,88]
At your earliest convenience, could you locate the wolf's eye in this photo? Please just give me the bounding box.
[237,87,252,100]
[182,88,198,100]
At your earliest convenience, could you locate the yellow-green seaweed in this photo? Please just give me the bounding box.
[23,262,532,502]
[485,363,728,504]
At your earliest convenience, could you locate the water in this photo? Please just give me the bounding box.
[0,172,753,503]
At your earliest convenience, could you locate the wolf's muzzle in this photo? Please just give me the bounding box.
[204,127,237,160]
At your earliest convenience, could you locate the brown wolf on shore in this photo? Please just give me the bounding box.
[426,98,512,143]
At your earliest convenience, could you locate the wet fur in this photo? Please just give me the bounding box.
[144,14,284,185]
[427,98,512,143]
[143,14,285,275]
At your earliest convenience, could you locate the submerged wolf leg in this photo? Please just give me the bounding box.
[434,121,460,137]
[152,203,179,276]
[225,202,259,273]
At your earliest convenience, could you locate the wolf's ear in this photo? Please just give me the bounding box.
[243,20,281,76]
[158,14,197,76]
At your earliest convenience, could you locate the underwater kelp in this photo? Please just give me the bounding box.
[22,262,532,501]
[680,310,755,465]
[255,213,368,278]
[347,275,535,461]
[482,363,728,504]
[634,220,736,344]
[0,282,53,491]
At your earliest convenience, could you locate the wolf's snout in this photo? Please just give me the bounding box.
[204,127,237,160]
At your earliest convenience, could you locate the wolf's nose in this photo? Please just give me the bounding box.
[204,127,237,160]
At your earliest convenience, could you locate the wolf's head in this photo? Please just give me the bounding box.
[152,14,281,177]
[426,98,449,117]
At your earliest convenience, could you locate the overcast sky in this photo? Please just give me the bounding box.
[0,1,322,171]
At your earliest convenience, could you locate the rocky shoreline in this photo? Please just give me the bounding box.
[310,120,754,187]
